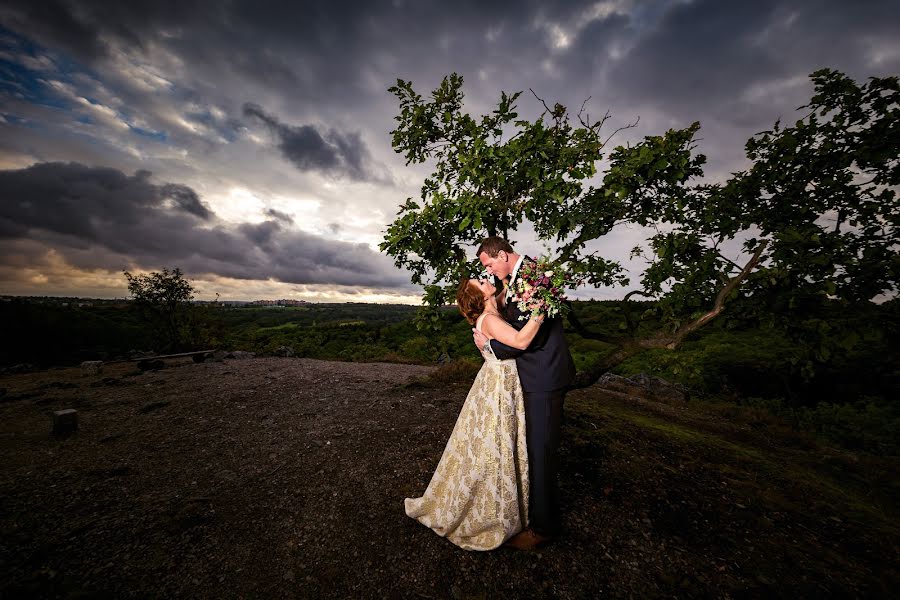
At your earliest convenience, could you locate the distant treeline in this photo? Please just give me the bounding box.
[2,296,896,402]
[1,297,897,453]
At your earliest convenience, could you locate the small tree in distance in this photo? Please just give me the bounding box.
[124,267,196,352]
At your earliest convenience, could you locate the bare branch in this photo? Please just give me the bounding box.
[577,96,592,126]
[714,248,743,272]
[602,116,640,147]
[529,88,553,117]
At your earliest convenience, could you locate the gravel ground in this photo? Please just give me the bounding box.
[0,357,896,598]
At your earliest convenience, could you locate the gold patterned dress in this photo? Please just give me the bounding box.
[404,314,530,551]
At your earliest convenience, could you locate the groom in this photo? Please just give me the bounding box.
[473,236,576,550]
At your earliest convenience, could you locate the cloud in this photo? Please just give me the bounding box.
[264,207,293,223]
[0,162,413,289]
[1,0,898,302]
[243,103,386,182]
[0,0,109,61]
[159,182,211,219]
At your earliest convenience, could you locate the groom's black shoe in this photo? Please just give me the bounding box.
[503,528,553,551]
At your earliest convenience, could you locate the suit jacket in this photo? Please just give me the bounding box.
[489,257,576,392]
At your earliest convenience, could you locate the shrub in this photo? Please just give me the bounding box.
[793,397,899,456]
[420,359,481,386]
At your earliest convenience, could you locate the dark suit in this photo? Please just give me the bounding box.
[490,260,575,536]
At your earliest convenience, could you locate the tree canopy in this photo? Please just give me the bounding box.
[381,69,899,384]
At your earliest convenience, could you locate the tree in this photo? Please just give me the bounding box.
[381,69,899,386]
[124,267,197,352]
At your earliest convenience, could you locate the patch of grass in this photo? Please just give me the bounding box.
[583,398,768,462]
[256,322,300,333]
[568,392,899,534]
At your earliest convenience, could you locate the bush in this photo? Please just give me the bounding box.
[793,397,899,456]
[420,359,481,386]
[726,395,899,456]
[400,336,437,362]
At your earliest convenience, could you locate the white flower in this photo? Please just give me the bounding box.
[544,270,554,277]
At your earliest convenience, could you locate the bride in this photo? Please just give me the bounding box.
[404,276,545,550]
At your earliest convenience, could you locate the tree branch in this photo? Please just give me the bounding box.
[602,116,640,147]
[622,289,656,337]
[529,88,553,117]
[564,302,625,345]
[663,240,770,349]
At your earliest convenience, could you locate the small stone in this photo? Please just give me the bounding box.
[52,409,78,435]
[80,360,103,376]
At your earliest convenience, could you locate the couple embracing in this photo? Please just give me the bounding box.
[404,236,575,551]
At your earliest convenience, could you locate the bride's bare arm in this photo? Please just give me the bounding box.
[482,313,544,350]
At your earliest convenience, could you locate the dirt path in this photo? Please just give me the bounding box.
[1,358,896,598]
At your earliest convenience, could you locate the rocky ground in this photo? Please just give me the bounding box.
[0,357,897,598]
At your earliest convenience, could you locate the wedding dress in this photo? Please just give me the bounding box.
[404,313,529,550]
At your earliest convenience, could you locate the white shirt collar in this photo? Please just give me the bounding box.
[506,254,525,298]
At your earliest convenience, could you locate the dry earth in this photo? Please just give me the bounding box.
[0,357,896,598]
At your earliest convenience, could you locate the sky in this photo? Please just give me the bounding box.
[0,0,898,303]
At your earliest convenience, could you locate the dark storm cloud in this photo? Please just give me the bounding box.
[0,163,211,242]
[0,162,412,288]
[602,0,900,121]
[1,0,596,113]
[0,0,108,61]
[264,207,293,223]
[4,0,897,125]
[243,103,382,181]
[159,182,211,219]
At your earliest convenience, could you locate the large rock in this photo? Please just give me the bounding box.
[596,372,689,402]
[204,350,229,363]
[80,360,103,376]
[274,346,294,358]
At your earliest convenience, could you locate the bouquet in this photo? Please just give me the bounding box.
[511,256,584,321]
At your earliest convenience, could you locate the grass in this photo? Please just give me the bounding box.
[255,322,300,333]
[567,390,899,537]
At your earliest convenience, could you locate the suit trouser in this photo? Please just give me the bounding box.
[523,389,566,536]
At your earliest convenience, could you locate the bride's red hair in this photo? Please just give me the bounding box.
[456,279,485,325]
